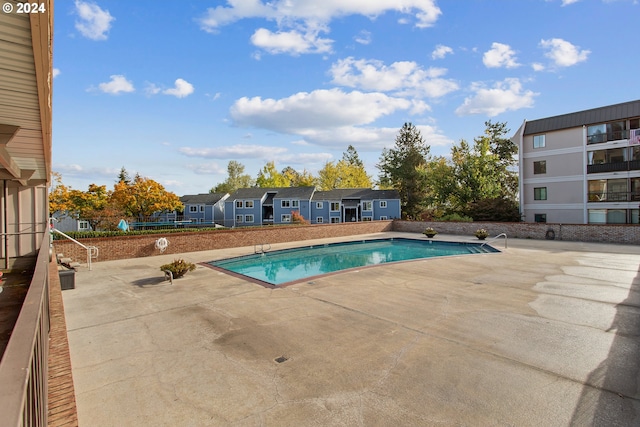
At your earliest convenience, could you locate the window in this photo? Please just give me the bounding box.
[362,216,372,221]
[380,201,387,208]
[245,200,254,208]
[533,160,546,174]
[534,214,547,223]
[78,220,90,231]
[533,134,545,148]
[189,205,198,212]
[380,216,388,220]
[316,217,323,223]
[316,202,323,209]
[330,217,340,223]
[330,202,340,211]
[362,201,372,211]
[235,215,243,223]
[292,200,299,208]
[235,200,243,209]
[281,200,291,208]
[199,205,205,212]
[244,214,254,223]
[534,187,547,200]
[281,214,291,223]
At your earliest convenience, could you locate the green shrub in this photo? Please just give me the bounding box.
[160,259,196,278]
[51,226,225,240]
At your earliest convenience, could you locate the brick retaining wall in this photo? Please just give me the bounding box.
[393,221,640,245]
[53,219,639,264]
[53,221,394,262]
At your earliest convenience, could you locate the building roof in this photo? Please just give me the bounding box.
[180,193,227,205]
[523,99,640,136]
[0,2,53,186]
[227,186,316,201]
[312,189,400,201]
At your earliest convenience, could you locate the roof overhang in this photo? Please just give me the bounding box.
[0,0,53,187]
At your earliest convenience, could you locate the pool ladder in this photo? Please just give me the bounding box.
[481,233,508,249]
[254,243,272,254]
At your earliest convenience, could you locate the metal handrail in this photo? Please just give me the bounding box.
[0,232,50,426]
[481,233,508,249]
[254,243,271,254]
[51,228,97,271]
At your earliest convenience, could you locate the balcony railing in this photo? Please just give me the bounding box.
[587,129,630,144]
[0,232,50,426]
[588,191,640,202]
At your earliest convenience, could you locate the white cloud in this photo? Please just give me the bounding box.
[455,78,538,117]
[53,164,119,180]
[250,28,333,55]
[561,0,580,5]
[532,62,545,72]
[230,88,412,135]
[354,30,372,45]
[145,83,161,96]
[483,42,520,68]
[199,1,441,56]
[179,145,288,159]
[98,75,134,94]
[52,68,61,78]
[163,79,195,98]
[200,1,441,31]
[185,162,227,175]
[74,0,114,41]
[540,38,590,67]
[431,44,453,59]
[277,152,334,164]
[329,57,458,98]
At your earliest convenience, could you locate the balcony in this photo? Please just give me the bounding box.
[588,191,640,202]
[587,129,630,145]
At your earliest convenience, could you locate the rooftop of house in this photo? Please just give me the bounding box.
[180,193,228,205]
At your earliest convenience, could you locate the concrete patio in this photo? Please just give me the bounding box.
[62,232,640,426]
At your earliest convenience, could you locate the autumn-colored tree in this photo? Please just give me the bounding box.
[67,184,113,230]
[111,176,182,220]
[317,146,372,190]
[256,161,289,187]
[49,172,73,215]
[281,166,316,187]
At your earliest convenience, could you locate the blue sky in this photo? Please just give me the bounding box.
[53,0,638,196]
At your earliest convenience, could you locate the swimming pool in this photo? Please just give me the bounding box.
[208,238,499,287]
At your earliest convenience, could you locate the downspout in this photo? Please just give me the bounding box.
[582,125,588,224]
[518,120,525,221]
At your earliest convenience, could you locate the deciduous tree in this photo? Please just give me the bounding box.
[111,176,182,220]
[211,161,254,193]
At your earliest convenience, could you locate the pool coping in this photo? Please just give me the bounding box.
[202,237,501,289]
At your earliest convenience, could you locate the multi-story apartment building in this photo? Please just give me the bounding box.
[513,100,640,224]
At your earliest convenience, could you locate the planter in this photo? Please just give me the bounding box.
[424,234,437,238]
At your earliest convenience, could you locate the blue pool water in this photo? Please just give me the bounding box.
[209,238,499,286]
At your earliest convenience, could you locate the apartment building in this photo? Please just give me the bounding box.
[513,100,640,224]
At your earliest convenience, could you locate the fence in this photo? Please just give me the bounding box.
[0,233,50,426]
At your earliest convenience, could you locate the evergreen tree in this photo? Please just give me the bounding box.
[377,123,430,219]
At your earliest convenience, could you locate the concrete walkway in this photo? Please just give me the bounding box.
[62,232,640,426]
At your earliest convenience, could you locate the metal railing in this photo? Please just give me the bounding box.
[588,191,640,202]
[0,233,50,426]
[481,233,508,249]
[51,228,98,270]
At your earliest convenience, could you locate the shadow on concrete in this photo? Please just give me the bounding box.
[570,263,640,425]
[130,276,169,288]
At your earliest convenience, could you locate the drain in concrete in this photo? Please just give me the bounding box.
[275,356,288,363]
